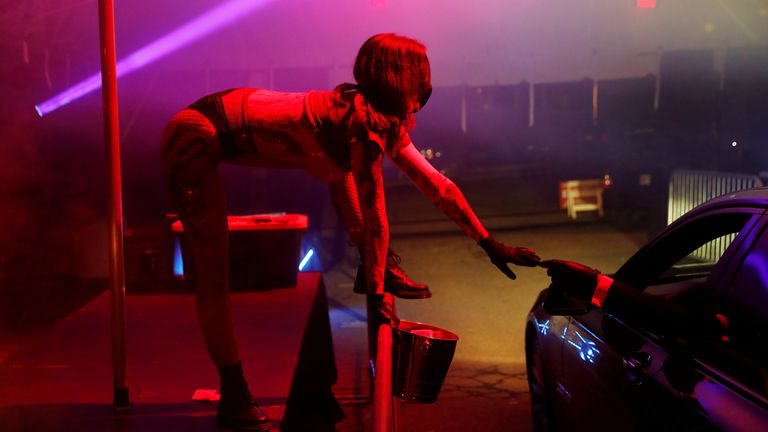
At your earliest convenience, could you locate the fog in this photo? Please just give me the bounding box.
[1,0,766,336]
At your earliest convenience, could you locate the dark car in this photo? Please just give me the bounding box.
[526,188,768,431]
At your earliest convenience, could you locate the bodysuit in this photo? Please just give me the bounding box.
[162,85,486,294]
[184,86,409,182]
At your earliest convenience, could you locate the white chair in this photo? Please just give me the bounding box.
[563,179,605,219]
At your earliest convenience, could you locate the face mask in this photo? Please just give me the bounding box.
[413,86,432,112]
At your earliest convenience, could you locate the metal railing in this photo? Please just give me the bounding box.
[667,169,763,263]
[367,293,400,432]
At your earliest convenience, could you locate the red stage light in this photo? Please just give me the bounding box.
[637,0,656,8]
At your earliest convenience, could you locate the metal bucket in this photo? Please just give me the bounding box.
[393,320,459,403]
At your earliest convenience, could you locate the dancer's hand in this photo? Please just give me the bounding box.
[371,295,400,328]
[478,235,541,280]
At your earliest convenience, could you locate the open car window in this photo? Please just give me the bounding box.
[658,233,738,279]
[615,211,757,291]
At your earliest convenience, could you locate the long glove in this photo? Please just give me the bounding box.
[478,234,540,280]
[370,294,400,328]
[539,259,600,302]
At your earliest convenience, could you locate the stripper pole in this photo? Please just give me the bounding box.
[370,292,399,432]
[97,0,129,408]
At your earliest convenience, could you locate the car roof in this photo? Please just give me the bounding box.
[689,187,768,213]
[666,187,768,230]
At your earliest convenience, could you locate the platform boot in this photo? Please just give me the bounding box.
[217,361,272,432]
[354,249,431,299]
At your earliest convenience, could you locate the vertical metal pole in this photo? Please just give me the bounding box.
[653,47,662,112]
[592,80,599,126]
[528,80,535,128]
[370,292,397,432]
[97,0,129,408]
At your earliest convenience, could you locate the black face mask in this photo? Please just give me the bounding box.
[414,86,432,112]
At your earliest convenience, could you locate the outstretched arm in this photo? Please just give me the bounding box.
[390,142,540,278]
[352,139,388,294]
[389,142,488,241]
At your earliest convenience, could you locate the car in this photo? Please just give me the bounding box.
[526,187,768,431]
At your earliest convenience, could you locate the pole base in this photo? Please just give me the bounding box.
[113,387,130,410]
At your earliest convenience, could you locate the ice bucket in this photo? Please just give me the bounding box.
[393,320,459,403]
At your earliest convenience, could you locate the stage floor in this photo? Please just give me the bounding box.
[0,272,341,431]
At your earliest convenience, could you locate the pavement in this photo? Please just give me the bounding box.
[321,171,652,431]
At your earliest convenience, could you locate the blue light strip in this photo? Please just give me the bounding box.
[298,248,314,271]
[534,317,550,336]
[564,329,600,364]
[173,237,184,277]
[34,0,273,116]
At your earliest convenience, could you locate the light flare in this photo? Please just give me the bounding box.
[298,248,315,271]
[35,0,274,117]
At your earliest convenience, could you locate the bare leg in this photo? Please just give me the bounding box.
[162,110,239,367]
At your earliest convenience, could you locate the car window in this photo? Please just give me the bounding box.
[648,232,740,300]
[616,212,755,290]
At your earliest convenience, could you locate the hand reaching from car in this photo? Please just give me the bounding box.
[478,235,541,280]
[539,258,732,342]
[539,259,601,302]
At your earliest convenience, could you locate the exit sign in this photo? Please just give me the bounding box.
[637,0,656,8]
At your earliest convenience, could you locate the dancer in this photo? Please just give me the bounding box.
[162,33,540,431]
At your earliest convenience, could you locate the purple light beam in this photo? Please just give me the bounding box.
[35,0,273,117]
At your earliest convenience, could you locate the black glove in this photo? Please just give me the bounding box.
[370,295,400,328]
[478,235,541,280]
[540,259,600,302]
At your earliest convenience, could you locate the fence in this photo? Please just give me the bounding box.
[667,170,763,263]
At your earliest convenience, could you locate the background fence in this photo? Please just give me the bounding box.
[668,169,763,263]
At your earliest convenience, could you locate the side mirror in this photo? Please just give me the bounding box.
[543,286,591,316]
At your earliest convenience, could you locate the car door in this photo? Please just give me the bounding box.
[683,216,768,431]
[528,311,573,430]
[558,208,763,431]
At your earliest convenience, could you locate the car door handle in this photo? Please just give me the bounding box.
[623,351,652,371]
